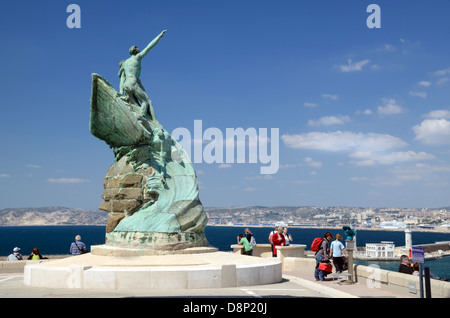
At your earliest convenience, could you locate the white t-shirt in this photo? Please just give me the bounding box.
[330,240,345,257]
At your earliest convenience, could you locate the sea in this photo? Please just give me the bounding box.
[1,225,449,279]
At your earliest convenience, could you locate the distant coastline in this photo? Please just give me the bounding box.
[1,206,449,234]
[206,223,450,234]
[1,222,449,234]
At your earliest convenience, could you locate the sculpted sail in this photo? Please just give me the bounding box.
[89,31,209,253]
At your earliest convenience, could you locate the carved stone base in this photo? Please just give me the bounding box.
[104,231,210,254]
[91,244,217,257]
[24,251,282,290]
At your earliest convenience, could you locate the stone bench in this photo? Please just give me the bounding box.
[0,259,50,273]
[275,244,306,262]
[0,255,71,273]
[231,243,273,257]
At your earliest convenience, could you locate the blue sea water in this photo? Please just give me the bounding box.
[1,225,449,279]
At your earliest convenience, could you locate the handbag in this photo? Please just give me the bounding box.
[342,257,348,271]
[318,262,332,274]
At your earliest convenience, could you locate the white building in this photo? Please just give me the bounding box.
[365,241,395,258]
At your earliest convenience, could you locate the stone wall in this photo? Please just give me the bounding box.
[283,256,450,298]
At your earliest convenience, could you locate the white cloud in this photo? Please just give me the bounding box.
[244,175,273,180]
[46,178,91,183]
[423,110,450,119]
[26,164,42,169]
[281,131,407,153]
[436,77,449,85]
[303,157,322,168]
[418,81,431,87]
[348,150,434,166]
[308,115,351,127]
[409,91,427,98]
[434,67,450,85]
[377,98,405,115]
[278,163,300,169]
[434,67,450,77]
[0,174,11,178]
[243,187,256,192]
[381,44,395,52]
[357,109,373,115]
[218,163,232,168]
[338,59,371,72]
[281,131,433,166]
[413,119,450,145]
[322,94,339,100]
[304,102,318,108]
[384,163,450,185]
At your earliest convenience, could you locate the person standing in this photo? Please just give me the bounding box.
[268,227,278,257]
[314,232,333,281]
[271,227,285,257]
[6,247,23,261]
[70,235,87,256]
[245,228,256,249]
[282,227,293,246]
[330,234,346,273]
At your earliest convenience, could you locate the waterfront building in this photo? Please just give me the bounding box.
[365,241,395,258]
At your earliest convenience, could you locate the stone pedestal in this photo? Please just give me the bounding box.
[346,240,355,283]
[91,244,217,256]
[99,155,156,234]
[24,251,282,290]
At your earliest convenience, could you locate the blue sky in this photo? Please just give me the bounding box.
[1,0,450,210]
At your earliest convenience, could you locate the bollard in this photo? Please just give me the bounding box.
[424,267,432,298]
[346,240,355,283]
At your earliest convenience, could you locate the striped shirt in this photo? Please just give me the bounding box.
[70,241,87,256]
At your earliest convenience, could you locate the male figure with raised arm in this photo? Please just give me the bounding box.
[120,30,167,121]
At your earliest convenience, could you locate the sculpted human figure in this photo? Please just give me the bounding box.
[90,30,209,250]
[120,30,167,121]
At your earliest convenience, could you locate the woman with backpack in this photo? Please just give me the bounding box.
[314,232,333,281]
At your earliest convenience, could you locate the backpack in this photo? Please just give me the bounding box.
[311,237,324,252]
[250,236,256,248]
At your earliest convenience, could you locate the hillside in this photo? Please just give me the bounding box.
[0,206,108,226]
[1,205,448,228]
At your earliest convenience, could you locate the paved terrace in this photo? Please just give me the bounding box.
[2,247,447,299]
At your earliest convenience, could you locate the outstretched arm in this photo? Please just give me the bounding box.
[137,30,167,59]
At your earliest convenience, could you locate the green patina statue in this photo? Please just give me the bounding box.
[119,30,166,121]
[90,30,210,252]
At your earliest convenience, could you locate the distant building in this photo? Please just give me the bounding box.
[365,241,395,258]
[379,220,406,229]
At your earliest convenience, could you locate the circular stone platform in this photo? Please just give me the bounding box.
[91,244,219,256]
[23,249,282,290]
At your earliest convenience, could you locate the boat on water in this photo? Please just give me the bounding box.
[90,73,158,149]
